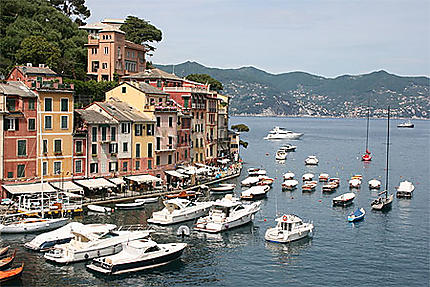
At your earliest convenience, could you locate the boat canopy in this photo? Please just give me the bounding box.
[3,182,57,195]
[124,174,162,183]
[217,159,230,164]
[275,214,302,224]
[283,179,299,185]
[74,178,117,190]
[50,181,84,194]
[165,170,188,178]
[108,178,126,185]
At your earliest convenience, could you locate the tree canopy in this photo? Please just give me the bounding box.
[185,73,223,92]
[48,0,91,25]
[231,124,249,132]
[120,16,162,51]
[0,0,87,79]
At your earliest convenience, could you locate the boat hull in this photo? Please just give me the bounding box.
[44,243,124,264]
[265,228,313,243]
[0,218,68,234]
[333,198,354,206]
[371,194,394,210]
[194,212,257,233]
[147,207,211,225]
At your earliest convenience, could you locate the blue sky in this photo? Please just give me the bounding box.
[86,0,430,77]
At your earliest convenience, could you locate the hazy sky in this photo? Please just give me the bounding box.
[86,0,430,77]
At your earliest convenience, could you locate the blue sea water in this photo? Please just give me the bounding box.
[1,116,429,286]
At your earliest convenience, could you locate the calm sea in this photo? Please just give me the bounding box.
[1,116,429,287]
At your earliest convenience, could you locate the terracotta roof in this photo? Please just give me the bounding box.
[75,109,117,124]
[16,66,58,76]
[98,99,155,122]
[136,82,168,95]
[79,21,125,34]
[0,81,37,98]
[122,68,183,82]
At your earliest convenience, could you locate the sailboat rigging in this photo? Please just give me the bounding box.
[362,102,372,161]
[370,106,394,211]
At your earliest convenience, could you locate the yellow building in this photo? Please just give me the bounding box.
[37,88,74,181]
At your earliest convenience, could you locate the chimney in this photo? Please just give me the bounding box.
[39,64,45,68]
[26,63,32,67]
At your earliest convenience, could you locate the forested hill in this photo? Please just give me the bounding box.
[155,61,430,118]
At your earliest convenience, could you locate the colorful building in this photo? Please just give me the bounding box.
[7,64,62,87]
[217,94,230,158]
[79,19,146,81]
[205,94,218,163]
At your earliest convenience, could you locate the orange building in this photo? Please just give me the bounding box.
[79,19,146,81]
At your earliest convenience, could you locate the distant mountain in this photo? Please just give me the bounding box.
[155,61,430,118]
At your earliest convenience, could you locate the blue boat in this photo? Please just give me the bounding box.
[348,208,366,222]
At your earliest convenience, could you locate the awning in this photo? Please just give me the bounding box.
[108,178,126,185]
[125,174,162,183]
[195,163,217,170]
[196,168,209,174]
[50,181,84,193]
[74,178,116,190]
[217,159,230,164]
[2,182,57,195]
[165,170,188,178]
[61,191,83,198]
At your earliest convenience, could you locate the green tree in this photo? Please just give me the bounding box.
[48,0,91,25]
[0,0,87,79]
[239,140,248,149]
[120,16,162,51]
[231,124,249,132]
[185,74,223,92]
[15,36,61,70]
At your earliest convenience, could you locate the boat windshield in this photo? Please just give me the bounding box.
[144,245,161,253]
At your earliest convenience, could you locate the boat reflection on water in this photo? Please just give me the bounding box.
[194,224,257,249]
[265,237,312,265]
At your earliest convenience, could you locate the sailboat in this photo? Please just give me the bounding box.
[362,103,372,161]
[371,106,394,210]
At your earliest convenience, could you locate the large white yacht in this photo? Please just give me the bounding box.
[147,198,213,225]
[264,127,303,140]
[194,195,261,233]
[265,214,314,243]
[24,222,117,252]
[87,239,187,275]
[44,229,152,264]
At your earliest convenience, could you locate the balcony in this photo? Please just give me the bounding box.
[30,80,74,90]
[163,86,210,94]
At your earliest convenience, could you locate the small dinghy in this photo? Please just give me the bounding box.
[280,143,297,152]
[0,250,16,270]
[319,173,329,182]
[0,247,9,258]
[87,204,112,213]
[240,185,270,200]
[283,172,295,180]
[282,179,299,190]
[396,180,415,198]
[302,181,317,192]
[165,190,197,200]
[115,201,145,210]
[302,173,314,181]
[135,197,159,204]
[248,168,267,176]
[349,178,362,188]
[0,263,24,283]
[257,175,274,186]
[333,192,356,206]
[348,208,366,222]
[210,183,236,193]
[275,150,287,160]
[368,179,381,189]
[305,156,318,165]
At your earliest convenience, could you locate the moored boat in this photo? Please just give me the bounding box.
[279,143,297,152]
[210,183,236,193]
[368,179,381,189]
[0,263,24,283]
[318,173,329,182]
[305,156,319,165]
[115,201,146,210]
[86,239,187,275]
[396,181,415,198]
[282,179,299,190]
[333,192,356,206]
[247,168,267,176]
[264,127,303,140]
[0,247,9,257]
[302,181,317,192]
[135,197,159,204]
[241,176,260,186]
[240,185,270,200]
[283,172,295,180]
[348,208,366,222]
[265,214,314,243]
[194,195,261,233]
[0,217,68,234]
[349,178,362,188]
[0,250,16,270]
[257,175,274,186]
[87,204,112,213]
[275,150,287,160]
[302,173,314,181]
[165,190,197,200]
[147,199,213,225]
[397,120,414,128]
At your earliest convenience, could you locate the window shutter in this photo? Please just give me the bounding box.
[15,119,19,131]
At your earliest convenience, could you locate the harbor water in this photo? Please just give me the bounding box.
[1,116,429,286]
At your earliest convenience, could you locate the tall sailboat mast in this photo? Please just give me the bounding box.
[385,106,390,199]
[365,104,370,152]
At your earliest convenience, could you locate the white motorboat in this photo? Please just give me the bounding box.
[396,180,415,198]
[265,214,314,243]
[0,217,68,234]
[302,173,314,181]
[264,127,303,140]
[275,150,287,160]
[349,178,362,188]
[397,120,414,128]
[210,183,236,193]
[283,172,295,180]
[44,229,152,264]
[147,199,213,225]
[115,201,145,210]
[333,192,356,206]
[279,143,297,152]
[240,185,270,200]
[302,181,317,192]
[87,205,112,213]
[318,173,329,182]
[305,156,319,165]
[241,176,260,186]
[24,223,117,252]
[368,179,381,189]
[247,168,267,176]
[257,175,274,186]
[135,197,159,204]
[86,239,187,275]
[194,195,261,233]
[282,179,299,190]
